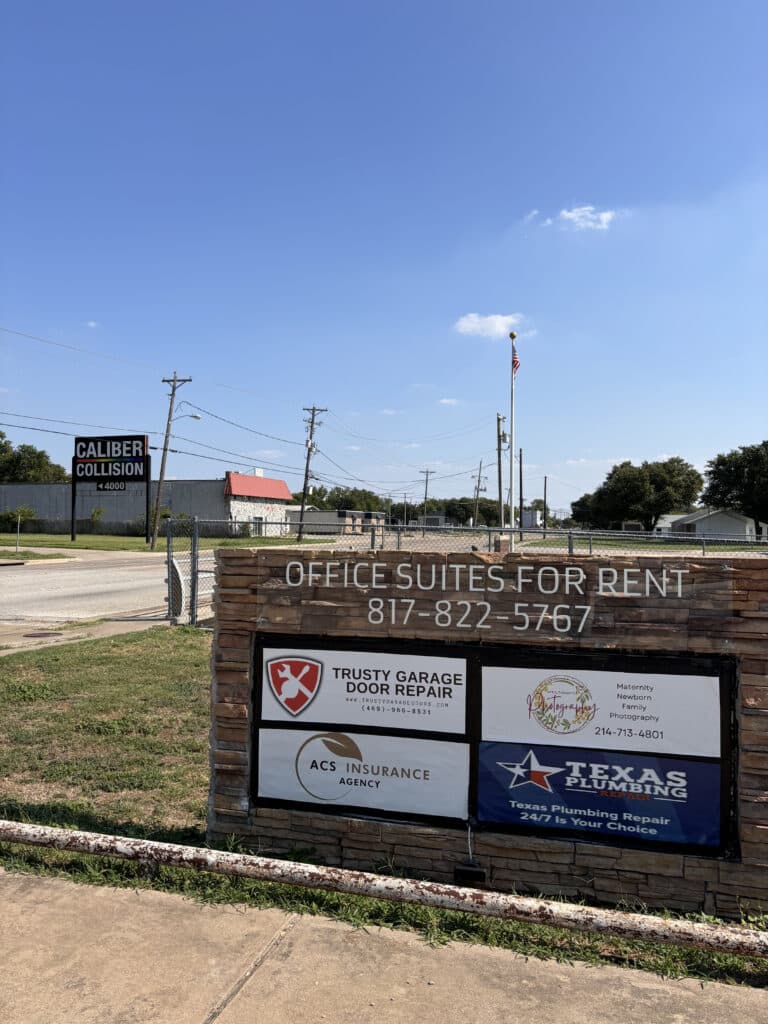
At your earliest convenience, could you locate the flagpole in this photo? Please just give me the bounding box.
[509,331,517,551]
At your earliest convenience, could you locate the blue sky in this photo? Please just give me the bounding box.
[1,1,766,515]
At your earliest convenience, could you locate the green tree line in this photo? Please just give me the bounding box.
[570,442,768,533]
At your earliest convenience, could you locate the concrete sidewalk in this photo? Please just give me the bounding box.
[0,871,765,1024]
[0,613,169,657]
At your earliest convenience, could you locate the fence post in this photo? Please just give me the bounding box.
[166,519,174,622]
[588,534,593,555]
[568,532,574,555]
[189,517,199,627]
[396,525,402,551]
[487,528,492,552]
[702,538,707,556]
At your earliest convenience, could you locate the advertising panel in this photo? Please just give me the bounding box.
[261,648,466,733]
[477,742,721,846]
[73,435,150,483]
[257,729,469,819]
[482,666,720,757]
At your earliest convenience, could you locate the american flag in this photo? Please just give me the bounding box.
[512,344,520,376]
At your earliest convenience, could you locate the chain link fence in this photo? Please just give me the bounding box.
[165,518,768,626]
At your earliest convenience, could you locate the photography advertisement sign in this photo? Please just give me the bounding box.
[481,666,720,758]
[476,742,721,847]
[257,729,469,819]
[261,648,466,733]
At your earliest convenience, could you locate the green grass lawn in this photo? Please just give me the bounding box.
[0,629,766,984]
[0,549,70,561]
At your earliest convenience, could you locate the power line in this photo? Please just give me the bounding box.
[0,326,156,368]
[325,409,489,445]
[0,421,76,438]
[180,401,304,447]
[0,410,159,434]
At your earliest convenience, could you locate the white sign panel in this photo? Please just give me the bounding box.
[257,729,469,818]
[261,648,466,733]
[481,667,720,757]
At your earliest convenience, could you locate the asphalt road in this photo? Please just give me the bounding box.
[0,549,169,623]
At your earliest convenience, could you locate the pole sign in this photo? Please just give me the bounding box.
[73,435,149,483]
[71,435,151,542]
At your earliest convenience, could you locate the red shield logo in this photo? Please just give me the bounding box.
[266,657,323,716]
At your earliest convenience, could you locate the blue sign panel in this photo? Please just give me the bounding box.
[477,743,721,847]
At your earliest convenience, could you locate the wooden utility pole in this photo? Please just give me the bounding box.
[419,469,433,534]
[150,372,192,551]
[297,406,326,542]
[473,458,485,527]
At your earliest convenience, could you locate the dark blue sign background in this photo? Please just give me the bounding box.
[477,743,721,847]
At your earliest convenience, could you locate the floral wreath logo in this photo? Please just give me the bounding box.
[527,674,598,735]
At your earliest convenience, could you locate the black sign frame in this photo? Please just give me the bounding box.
[71,435,151,542]
[249,634,738,859]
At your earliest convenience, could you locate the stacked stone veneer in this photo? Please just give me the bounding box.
[208,549,768,918]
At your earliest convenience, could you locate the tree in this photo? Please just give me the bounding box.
[0,431,69,483]
[569,457,702,531]
[570,492,596,528]
[324,487,384,512]
[292,484,331,509]
[702,441,768,533]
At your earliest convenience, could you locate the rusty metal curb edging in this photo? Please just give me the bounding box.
[1,819,766,959]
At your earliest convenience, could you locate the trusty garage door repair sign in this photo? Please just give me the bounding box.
[71,435,151,541]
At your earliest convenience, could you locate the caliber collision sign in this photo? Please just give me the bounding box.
[73,435,149,483]
[71,434,151,542]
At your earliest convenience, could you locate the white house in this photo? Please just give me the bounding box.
[669,508,767,540]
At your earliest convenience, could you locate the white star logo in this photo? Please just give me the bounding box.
[498,750,565,793]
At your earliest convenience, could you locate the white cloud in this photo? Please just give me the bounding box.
[402,442,420,449]
[86,320,100,328]
[454,313,524,338]
[522,209,539,224]
[253,449,281,459]
[556,206,617,231]
[345,445,362,452]
[439,398,458,406]
[380,408,398,416]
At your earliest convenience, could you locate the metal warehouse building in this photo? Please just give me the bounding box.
[0,472,295,535]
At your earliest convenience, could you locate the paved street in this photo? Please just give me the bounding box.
[0,548,168,623]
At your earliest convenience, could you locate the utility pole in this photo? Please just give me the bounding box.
[297,405,327,542]
[543,475,548,539]
[403,492,408,526]
[150,372,192,551]
[518,447,524,541]
[419,469,433,533]
[496,413,506,528]
[472,458,486,527]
